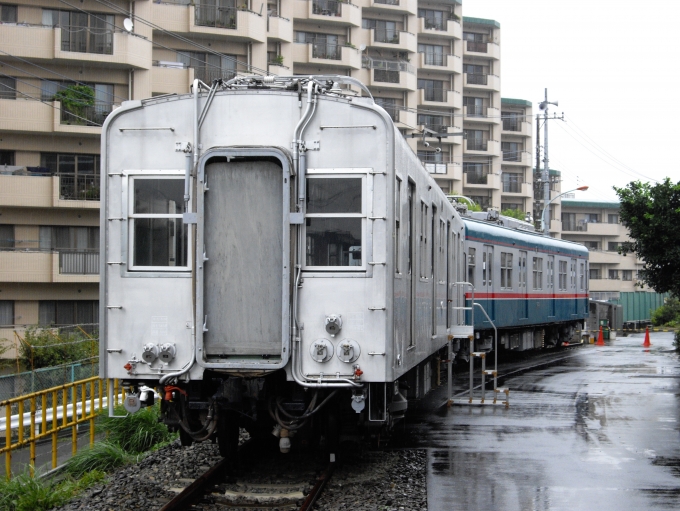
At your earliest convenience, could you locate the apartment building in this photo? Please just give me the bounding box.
[0,0,532,349]
[560,200,643,299]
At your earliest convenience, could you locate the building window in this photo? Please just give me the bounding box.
[464,129,488,151]
[0,76,16,100]
[608,214,619,224]
[1,4,17,23]
[585,213,600,223]
[467,247,475,287]
[622,270,633,281]
[418,43,445,66]
[417,78,445,102]
[562,213,576,231]
[39,300,98,327]
[558,260,567,291]
[608,269,619,280]
[0,224,14,249]
[0,150,15,166]
[501,142,521,162]
[41,80,115,125]
[0,301,13,326]
[607,242,619,252]
[502,173,522,193]
[500,252,512,289]
[41,153,100,200]
[39,226,98,251]
[583,241,599,250]
[502,111,521,131]
[177,50,238,82]
[417,113,447,133]
[375,97,400,122]
[467,195,492,210]
[532,257,543,290]
[363,19,399,43]
[129,177,189,270]
[418,9,447,30]
[589,268,601,279]
[305,176,364,268]
[501,203,523,213]
[194,0,237,28]
[463,96,485,116]
[42,9,114,55]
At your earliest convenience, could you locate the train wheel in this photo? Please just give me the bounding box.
[217,411,239,459]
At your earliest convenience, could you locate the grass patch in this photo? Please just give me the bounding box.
[65,441,134,478]
[98,404,176,453]
[0,469,105,511]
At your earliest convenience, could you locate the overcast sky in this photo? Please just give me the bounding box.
[467,0,679,201]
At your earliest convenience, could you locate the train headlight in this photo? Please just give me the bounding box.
[324,314,342,336]
[337,339,361,363]
[310,339,334,363]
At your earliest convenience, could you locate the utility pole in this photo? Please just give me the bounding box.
[538,89,563,236]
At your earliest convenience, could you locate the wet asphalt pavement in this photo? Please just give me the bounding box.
[400,332,680,511]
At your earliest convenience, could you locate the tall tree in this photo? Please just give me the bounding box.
[614,178,680,296]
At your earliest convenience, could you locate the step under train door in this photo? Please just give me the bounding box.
[196,149,291,370]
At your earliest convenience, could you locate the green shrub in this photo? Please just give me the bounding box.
[651,297,680,326]
[54,84,95,124]
[98,404,175,454]
[65,442,133,478]
[18,326,98,369]
[501,208,526,221]
[0,471,69,511]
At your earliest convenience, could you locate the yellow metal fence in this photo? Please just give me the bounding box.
[0,377,125,479]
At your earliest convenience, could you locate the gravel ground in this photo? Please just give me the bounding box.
[53,439,427,511]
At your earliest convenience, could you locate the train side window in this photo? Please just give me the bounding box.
[468,247,476,287]
[570,258,576,289]
[305,176,364,268]
[579,261,585,290]
[420,201,428,279]
[128,177,189,271]
[501,252,513,289]
[533,257,543,290]
[558,260,567,291]
[482,252,486,286]
[395,177,401,274]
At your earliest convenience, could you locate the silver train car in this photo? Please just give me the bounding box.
[100,76,473,455]
[100,76,586,456]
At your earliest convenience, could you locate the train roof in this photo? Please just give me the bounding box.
[463,218,589,258]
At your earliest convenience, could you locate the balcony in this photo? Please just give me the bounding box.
[0,24,150,69]
[152,63,194,95]
[360,57,416,90]
[463,105,499,123]
[502,150,529,166]
[465,139,499,155]
[464,40,500,59]
[0,99,108,136]
[416,17,462,39]
[464,171,501,189]
[417,52,462,75]
[267,14,293,42]
[0,173,99,209]
[367,29,417,53]
[0,251,99,283]
[418,88,462,110]
[152,3,266,42]
[368,0,418,15]
[293,43,361,69]
[502,181,532,198]
[420,125,463,145]
[464,73,500,91]
[562,221,624,236]
[293,0,362,27]
[502,120,532,137]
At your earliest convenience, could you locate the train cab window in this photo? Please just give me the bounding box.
[305,176,364,268]
[532,257,543,290]
[129,177,189,270]
[468,247,476,287]
[500,252,513,289]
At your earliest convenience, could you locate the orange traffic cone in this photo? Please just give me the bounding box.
[642,326,651,347]
[596,326,605,346]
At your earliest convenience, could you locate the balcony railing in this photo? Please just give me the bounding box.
[465,104,486,117]
[422,53,444,66]
[195,5,238,29]
[502,180,522,193]
[312,0,342,16]
[466,172,488,185]
[466,74,488,85]
[378,104,400,122]
[59,251,100,275]
[374,69,399,83]
[421,123,448,134]
[61,26,113,55]
[466,41,487,53]
[503,120,520,131]
[466,139,488,151]
[375,0,399,4]
[59,173,100,201]
[502,150,522,162]
[194,67,238,83]
[374,29,401,44]
[421,88,447,102]
[312,43,341,60]
[60,102,113,127]
[363,56,414,74]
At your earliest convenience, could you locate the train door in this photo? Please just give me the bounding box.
[407,180,415,349]
[519,250,528,319]
[548,255,555,317]
[482,245,495,320]
[570,258,577,316]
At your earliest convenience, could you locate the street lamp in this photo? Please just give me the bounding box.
[542,185,588,235]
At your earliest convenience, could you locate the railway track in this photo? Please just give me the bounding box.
[157,444,333,511]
